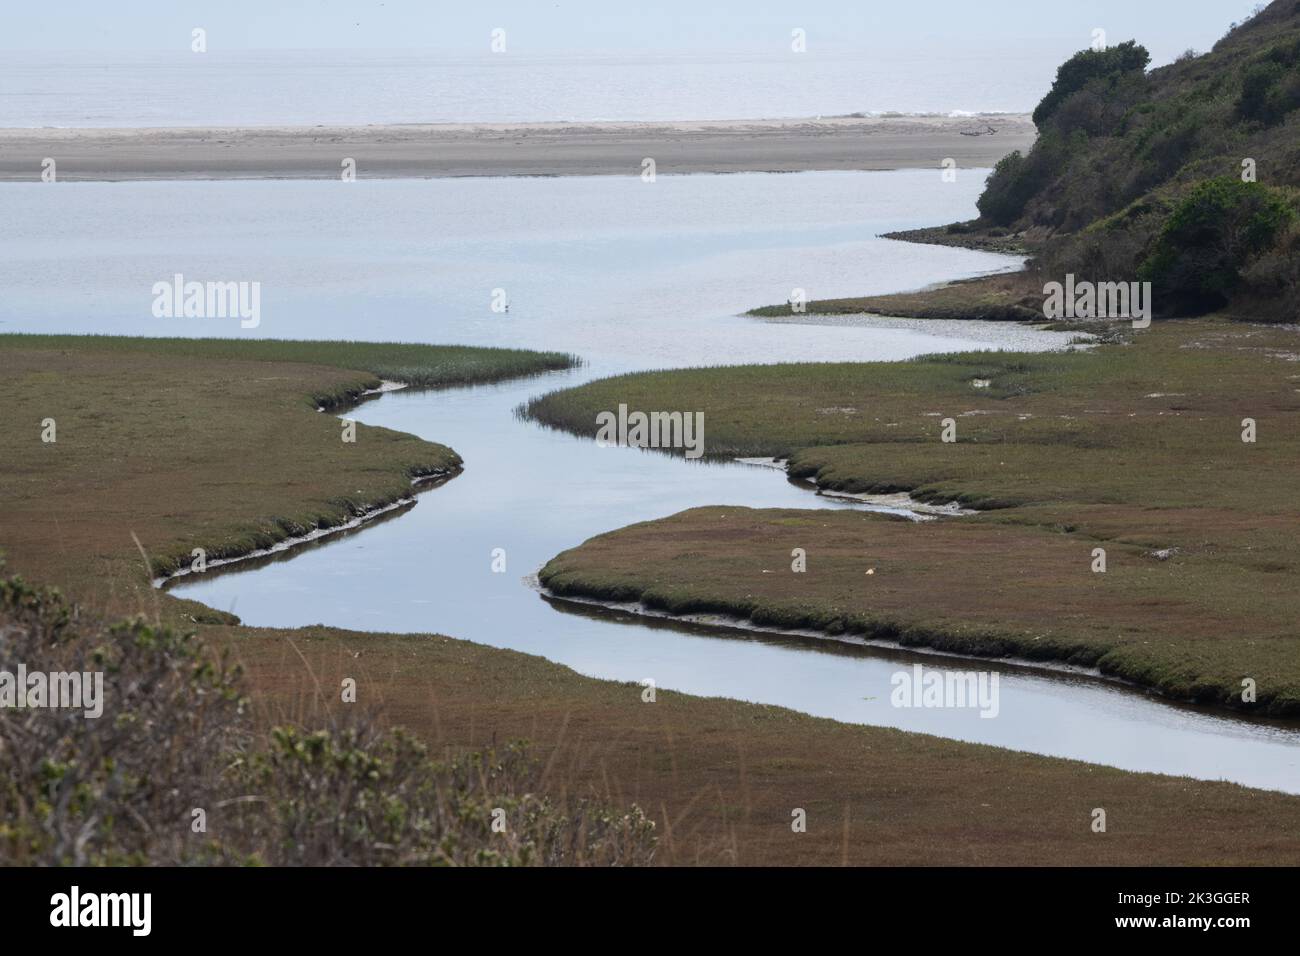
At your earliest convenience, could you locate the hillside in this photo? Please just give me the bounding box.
[956,0,1300,320]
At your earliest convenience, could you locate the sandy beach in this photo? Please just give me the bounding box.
[0,114,1033,181]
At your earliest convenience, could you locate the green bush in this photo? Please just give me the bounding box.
[1236,37,1300,123]
[1050,66,1148,139]
[1139,178,1296,314]
[1239,221,1300,321]
[0,575,657,866]
[977,152,1032,225]
[1239,65,1300,124]
[977,130,1078,227]
[1033,41,1151,126]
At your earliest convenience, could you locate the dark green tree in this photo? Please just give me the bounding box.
[1140,178,1296,314]
[1033,41,1151,126]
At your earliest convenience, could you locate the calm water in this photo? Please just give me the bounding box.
[4,171,1298,792]
[0,171,1029,357]
[0,50,1052,127]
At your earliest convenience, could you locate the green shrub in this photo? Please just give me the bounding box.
[1133,110,1206,188]
[1239,221,1300,320]
[0,575,657,866]
[1140,178,1296,314]
[1033,41,1151,126]
[1050,67,1148,138]
[977,132,1070,227]
[1236,37,1300,124]
[977,152,1031,225]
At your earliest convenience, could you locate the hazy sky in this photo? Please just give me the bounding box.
[3,0,1268,62]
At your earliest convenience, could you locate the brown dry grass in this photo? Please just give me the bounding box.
[223,623,1300,866]
[748,272,1046,321]
[528,317,1300,713]
[4,334,1298,865]
[0,345,459,622]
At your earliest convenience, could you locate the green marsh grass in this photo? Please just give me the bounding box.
[530,318,1300,714]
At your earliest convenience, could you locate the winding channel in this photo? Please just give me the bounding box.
[169,359,1300,794]
[4,173,1297,793]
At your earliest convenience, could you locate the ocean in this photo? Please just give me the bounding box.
[0,48,1059,127]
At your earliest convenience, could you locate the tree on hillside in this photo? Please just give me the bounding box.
[1033,41,1151,126]
[1140,178,1295,315]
